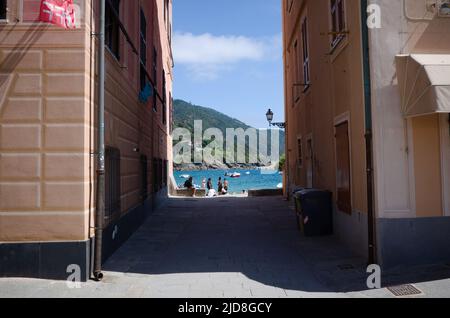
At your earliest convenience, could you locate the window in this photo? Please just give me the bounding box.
[105,0,120,59]
[164,0,168,26]
[297,138,303,168]
[164,0,171,41]
[169,93,173,133]
[0,0,6,20]
[162,70,167,124]
[330,0,346,49]
[140,8,147,91]
[152,47,158,112]
[105,147,121,224]
[293,41,301,102]
[163,160,168,187]
[335,122,352,214]
[287,0,294,13]
[153,158,164,192]
[140,155,148,201]
[301,18,310,87]
[438,0,450,17]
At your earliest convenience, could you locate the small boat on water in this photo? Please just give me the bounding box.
[225,172,241,178]
[277,183,283,189]
[245,172,251,175]
[180,174,190,179]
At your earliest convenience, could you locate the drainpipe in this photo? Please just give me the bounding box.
[93,0,106,281]
[361,0,377,265]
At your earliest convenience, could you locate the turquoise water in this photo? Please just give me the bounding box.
[174,169,282,194]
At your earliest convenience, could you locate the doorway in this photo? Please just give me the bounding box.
[335,121,352,214]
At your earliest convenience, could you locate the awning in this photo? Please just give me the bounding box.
[395,54,450,117]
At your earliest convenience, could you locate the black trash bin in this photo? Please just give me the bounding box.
[292,187,307,216]
[293,189,333,237]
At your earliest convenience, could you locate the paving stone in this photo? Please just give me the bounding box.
[1,197,450,298]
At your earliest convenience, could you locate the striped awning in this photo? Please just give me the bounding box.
[395,54,450,117]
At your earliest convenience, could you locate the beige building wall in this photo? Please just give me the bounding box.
[283,0,450,264]
[369,0,450,220]
[0,0,91,242]
[283,0,367,214]
[411,114,442,217]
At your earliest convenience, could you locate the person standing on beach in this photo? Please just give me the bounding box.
[218,177,223,195]
[201,178,206,189]
[207,178,213,191]
[223,179,229,194]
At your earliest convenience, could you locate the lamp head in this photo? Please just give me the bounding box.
[266,108,274,124]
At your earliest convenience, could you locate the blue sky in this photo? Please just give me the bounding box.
[172,0,284,128]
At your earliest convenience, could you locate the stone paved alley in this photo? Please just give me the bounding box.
[1,196,450,298]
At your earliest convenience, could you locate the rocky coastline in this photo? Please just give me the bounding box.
[174,162,264,171]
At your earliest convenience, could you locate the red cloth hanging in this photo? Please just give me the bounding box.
[39,0,76,29]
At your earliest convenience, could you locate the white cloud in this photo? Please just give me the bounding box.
[173,32,281,80]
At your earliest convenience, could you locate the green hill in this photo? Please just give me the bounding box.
[173,99,285,170]
[173,99,252,133]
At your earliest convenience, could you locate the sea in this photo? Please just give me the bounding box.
[174,169,283,194]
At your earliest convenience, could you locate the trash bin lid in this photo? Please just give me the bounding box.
[292,187,310,195]
[297,189,332,199]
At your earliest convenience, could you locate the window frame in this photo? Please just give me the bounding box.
[105,147,121,225]
[292,40,301,103]
[287,0,294,13]
[152,47,158,112]
[330,0,347,50]
[301,17,311,89]
[139,8,147,92]
[105,0,121,60]
[162,70,167,124]
[0,0,8,21]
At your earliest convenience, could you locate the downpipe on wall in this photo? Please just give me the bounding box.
[361,0,377,265]
[93,0,106,282]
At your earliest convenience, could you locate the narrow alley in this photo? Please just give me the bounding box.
[1,196,450,298]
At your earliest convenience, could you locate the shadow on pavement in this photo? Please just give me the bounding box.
[103,197,450,293]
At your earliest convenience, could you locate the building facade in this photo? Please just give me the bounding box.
[283,0,450,268]
[0,0,173,280]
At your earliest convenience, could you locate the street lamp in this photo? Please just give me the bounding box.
[266,108,285,129]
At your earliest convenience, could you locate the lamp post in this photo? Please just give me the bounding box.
[266,109,285,129]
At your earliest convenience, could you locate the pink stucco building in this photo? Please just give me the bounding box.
[0,0,173,280]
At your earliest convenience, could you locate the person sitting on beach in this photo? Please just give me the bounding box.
[184,177,196,197]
